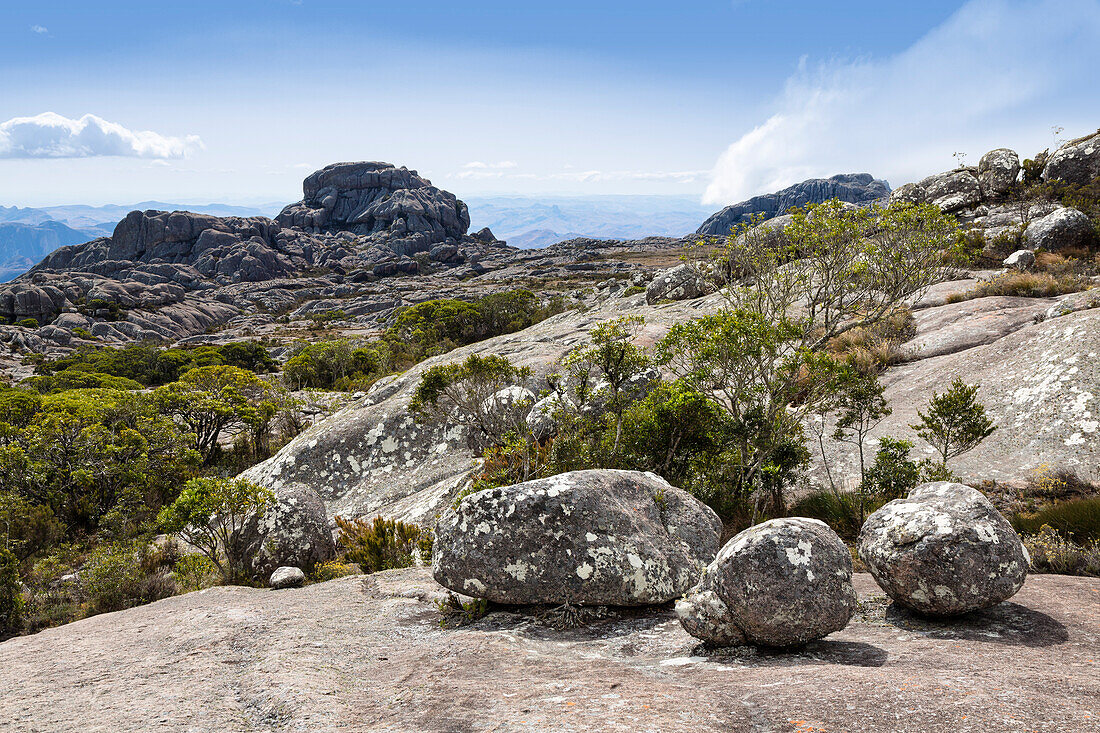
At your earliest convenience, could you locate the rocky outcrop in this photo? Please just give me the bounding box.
[269,566,306,589]
[697,173,889,236]
[676,518,856,647]
[859,483,1028,616]
[276,162,470,250]
[432,470,722,605]
[890,169,982,213]
[1003,249,1035,270]
[977,148,1021,199]
[1042,129,1100,185]
[1024,207,1096,251]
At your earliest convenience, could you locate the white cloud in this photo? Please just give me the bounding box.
[0,112,203,159]
[457,160,518,178]
[704,0,1100,205]
[30,25,48,34]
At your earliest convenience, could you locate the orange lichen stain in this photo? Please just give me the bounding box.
[789,720,827,732]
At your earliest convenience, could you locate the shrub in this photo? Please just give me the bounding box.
[0,492,64,561]
[172,554,219,593]
[311,560,359,582]
[950,271,1090,301]
[1012,496,1100,543]
[82,540,175,615]
[1022,525,1100,576]
[157,477,274,583]
[861,437,921,501]
[911,377,995,467]
[437,592,489,628]
[0,547,22,638]
[788,490,886,542]
[335,515,424,573]
[15,318,39,329]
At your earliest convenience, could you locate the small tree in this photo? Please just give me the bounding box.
[157,477,273,584]
[832,367,891,522]
[862,437,921,501]
[411,354,533,452]
[562,316,652,454]
[911,377,996,467]
[0,546,21,638]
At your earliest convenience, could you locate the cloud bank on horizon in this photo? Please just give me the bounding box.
[704,0,1100,205]
[0,112,202,160]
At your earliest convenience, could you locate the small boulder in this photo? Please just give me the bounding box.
[1003,249,1035,271]
[525,393,569,440]
[977,148,1020,199]
[676,518,857,648]
[645,264,710,304]
[859,482,1028,616]
[433,469,722,606]
[269,566,306,589]
[1024,207,1095,251]
[920,170,982,212]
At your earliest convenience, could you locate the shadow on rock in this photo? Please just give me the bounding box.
[699,639,888,668]
[884,601,1069,648]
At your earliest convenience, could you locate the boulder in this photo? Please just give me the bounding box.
[676,518,857,648]
[432,469,722,605]
[269,566,306,589]
[977,148,1020,199]
[1024,207,1095,251]
[525,393,569,440]
[1003,249,1035,271]
[646,264,710,304]
[237,485,336,579]
[920,170,982,212]
[859,482,1028,616]
[1042,129,1100,185]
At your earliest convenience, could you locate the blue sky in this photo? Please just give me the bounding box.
[1,0,1098,206]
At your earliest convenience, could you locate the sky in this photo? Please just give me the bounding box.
[1,0,1099,208]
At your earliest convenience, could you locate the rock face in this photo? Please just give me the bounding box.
[269,566,306,589]
[697,173,889,236]
[432,470,722,605]
[890,169,982,213]
[645,263,710,304]
[859,482,1028,616]
[1003,249,1035,270]
[237,485,336,579]
[1024,207,1095,251]
[1042,129,1100,185]
[676,518,857,648]
[977,148,1020,199]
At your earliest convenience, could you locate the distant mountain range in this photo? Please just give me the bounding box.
[463,195,715,249]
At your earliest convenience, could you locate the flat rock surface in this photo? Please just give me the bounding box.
[2,569,1096,732]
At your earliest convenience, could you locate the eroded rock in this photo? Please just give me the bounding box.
[1024,207,1095,251]
[237,485,336,579]
[432,469,722,605]
[859,482,1028,616]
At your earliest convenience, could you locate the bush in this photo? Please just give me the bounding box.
[1022,525,1100,576]
[335,516,424,573]
[82,541,175,615]
[171,554,219,593]
[861,437,921,501]
[788,490,886,542]
[311,560,359,582]
[0,547,22,638]
[15,318,39,329]
[1012,496,1100,543]
[949,271,1090,301]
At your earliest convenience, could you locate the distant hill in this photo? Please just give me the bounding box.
[465,195,714,249]
[0,221,103,282]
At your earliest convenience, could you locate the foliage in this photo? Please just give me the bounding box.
[0,491,64,561]
[16,318,39,329]
[436,592,489,628]
[471,431,556,494]
[311,560,359,582]
[0,547,22,638]
[1021,525,1100,577]
[911,377,996,466]
[82,540,174,614]
[1012,497,1100,543]
[282,339,393,391]
[411,354,533,451]
[172,553,220,593]
[949,271,1091,301]
[157,477,273,584]
[154,365,284,463]
[861,437,921,501]
[788,490,886,542]
[335,515,424,573]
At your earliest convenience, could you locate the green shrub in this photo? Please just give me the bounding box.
[82,541,174,614]
[788,490,886,542]
[1022,525,1100,576]
[311,559,359,582]
[335,515,424,573]
[15,318,39,329]
[1012,496,1100,543]
[0,547,22,638]
[861,437,921,501]
[171,553,219,593]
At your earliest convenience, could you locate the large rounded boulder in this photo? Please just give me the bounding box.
[676,518,857,648]
[859,482,1028,616]
[432,469,722,605]
[237,485,337,579]
[1024,207,1095,251]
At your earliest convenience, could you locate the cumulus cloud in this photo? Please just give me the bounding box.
[0,112,203,159]
[457,161,518,179]
[704,0,1100,205]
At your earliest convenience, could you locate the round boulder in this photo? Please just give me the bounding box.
[676,518,857,648]
[433,469,722,606]
[645,264,710,305]
[859,482,1029,616]
[1003,249,1035,271]
[237,485,336,580]
[977,148,1020,199]
[269,566,306,589]
[1042,129,1100,185]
